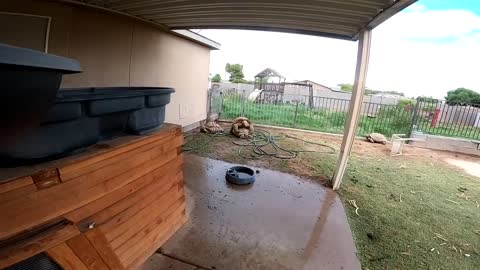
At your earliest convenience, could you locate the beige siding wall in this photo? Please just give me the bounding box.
[0,0,211,127]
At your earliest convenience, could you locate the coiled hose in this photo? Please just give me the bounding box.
[183,129,335,159]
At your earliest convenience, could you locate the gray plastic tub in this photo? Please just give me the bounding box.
[0,87,174,166]
[0,44,82,146]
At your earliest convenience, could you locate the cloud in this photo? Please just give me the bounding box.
[368,4,480,97]
[382,4,480,40]
[203,3,480,98]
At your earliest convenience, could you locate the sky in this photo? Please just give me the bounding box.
[198,0,480,99]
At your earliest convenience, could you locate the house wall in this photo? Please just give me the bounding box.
[0,0,211,127]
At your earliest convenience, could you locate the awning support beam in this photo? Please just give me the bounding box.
[332,29,372,190]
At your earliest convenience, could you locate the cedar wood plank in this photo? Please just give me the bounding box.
[46,243,90,270]
[60,125,180,177]
[64,155,183,223]
[63,135,183,186]
[76,162,181,231]
[0,224,80,269]
[60,132,176,181]
[0,184,37,205]
[66,234,110,270]
[0,176,34,194]
[100,172,183,242]
[117,197,186,260]
[123,202,187,268]
[0,136,183,240]
[108,178,184,249]
[84,229,125,270]
[129,215,187,270]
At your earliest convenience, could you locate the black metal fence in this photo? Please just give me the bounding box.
[209,89,480,140]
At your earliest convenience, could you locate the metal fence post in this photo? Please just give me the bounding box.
[293,101,299,127]
[407,97,420,139]
[241,89,246,117]
[219,91,224,118]
[207,89,212,116]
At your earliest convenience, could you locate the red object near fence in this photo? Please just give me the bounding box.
[431,108,440,127]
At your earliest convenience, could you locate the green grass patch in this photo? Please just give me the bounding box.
[338,156,480,269]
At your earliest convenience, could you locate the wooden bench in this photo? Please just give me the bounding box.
[0,124,186,269]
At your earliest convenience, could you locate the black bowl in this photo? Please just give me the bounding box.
[225,166,256,185]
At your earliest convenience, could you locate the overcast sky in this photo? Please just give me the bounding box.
[198,0,480,99]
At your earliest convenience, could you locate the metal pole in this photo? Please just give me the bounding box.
[407,97,420,139]
[207,89,212,116]
[332,29,372,191]
[241,89,246,116]
[219,91,224,118]
[293,101,299,127]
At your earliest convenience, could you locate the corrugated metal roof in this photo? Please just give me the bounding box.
[67,0,416,41]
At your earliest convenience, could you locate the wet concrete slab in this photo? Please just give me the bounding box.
[142,254,200,270]
[155,154,360,270]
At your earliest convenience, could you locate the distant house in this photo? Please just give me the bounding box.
[294,80,350,100]
[296,80,333,93]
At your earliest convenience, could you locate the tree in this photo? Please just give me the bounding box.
[418,96,438,102]
[445,88,480,105]
[336,83,405,97]
[211,74,222,83]
[337,83,353,92]
[225,63,246,83]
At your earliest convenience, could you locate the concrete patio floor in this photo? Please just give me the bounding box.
[142,154,360,270]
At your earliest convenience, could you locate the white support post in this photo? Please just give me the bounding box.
[332,30,372,190]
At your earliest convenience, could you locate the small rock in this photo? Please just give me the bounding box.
[256,170,260,174]
[465,254,471,257]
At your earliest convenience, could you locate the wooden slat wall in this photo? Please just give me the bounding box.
[0,224,80,269]
[47,243,90,270]
[66,235,111,270]
[0,124,186,269]
[0,176,33,194]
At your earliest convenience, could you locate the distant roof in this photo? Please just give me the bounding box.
[255,68,285,79]
[172,30,221,50]
[68,0,417,41]
[297,80,333,90]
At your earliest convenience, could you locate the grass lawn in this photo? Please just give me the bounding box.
[184,126,480,269]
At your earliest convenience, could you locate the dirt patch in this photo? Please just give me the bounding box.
[185,124,480,180]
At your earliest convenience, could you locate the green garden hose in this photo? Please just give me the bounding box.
[183,129,335,160]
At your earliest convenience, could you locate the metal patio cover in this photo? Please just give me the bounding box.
[71,0,416,41]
